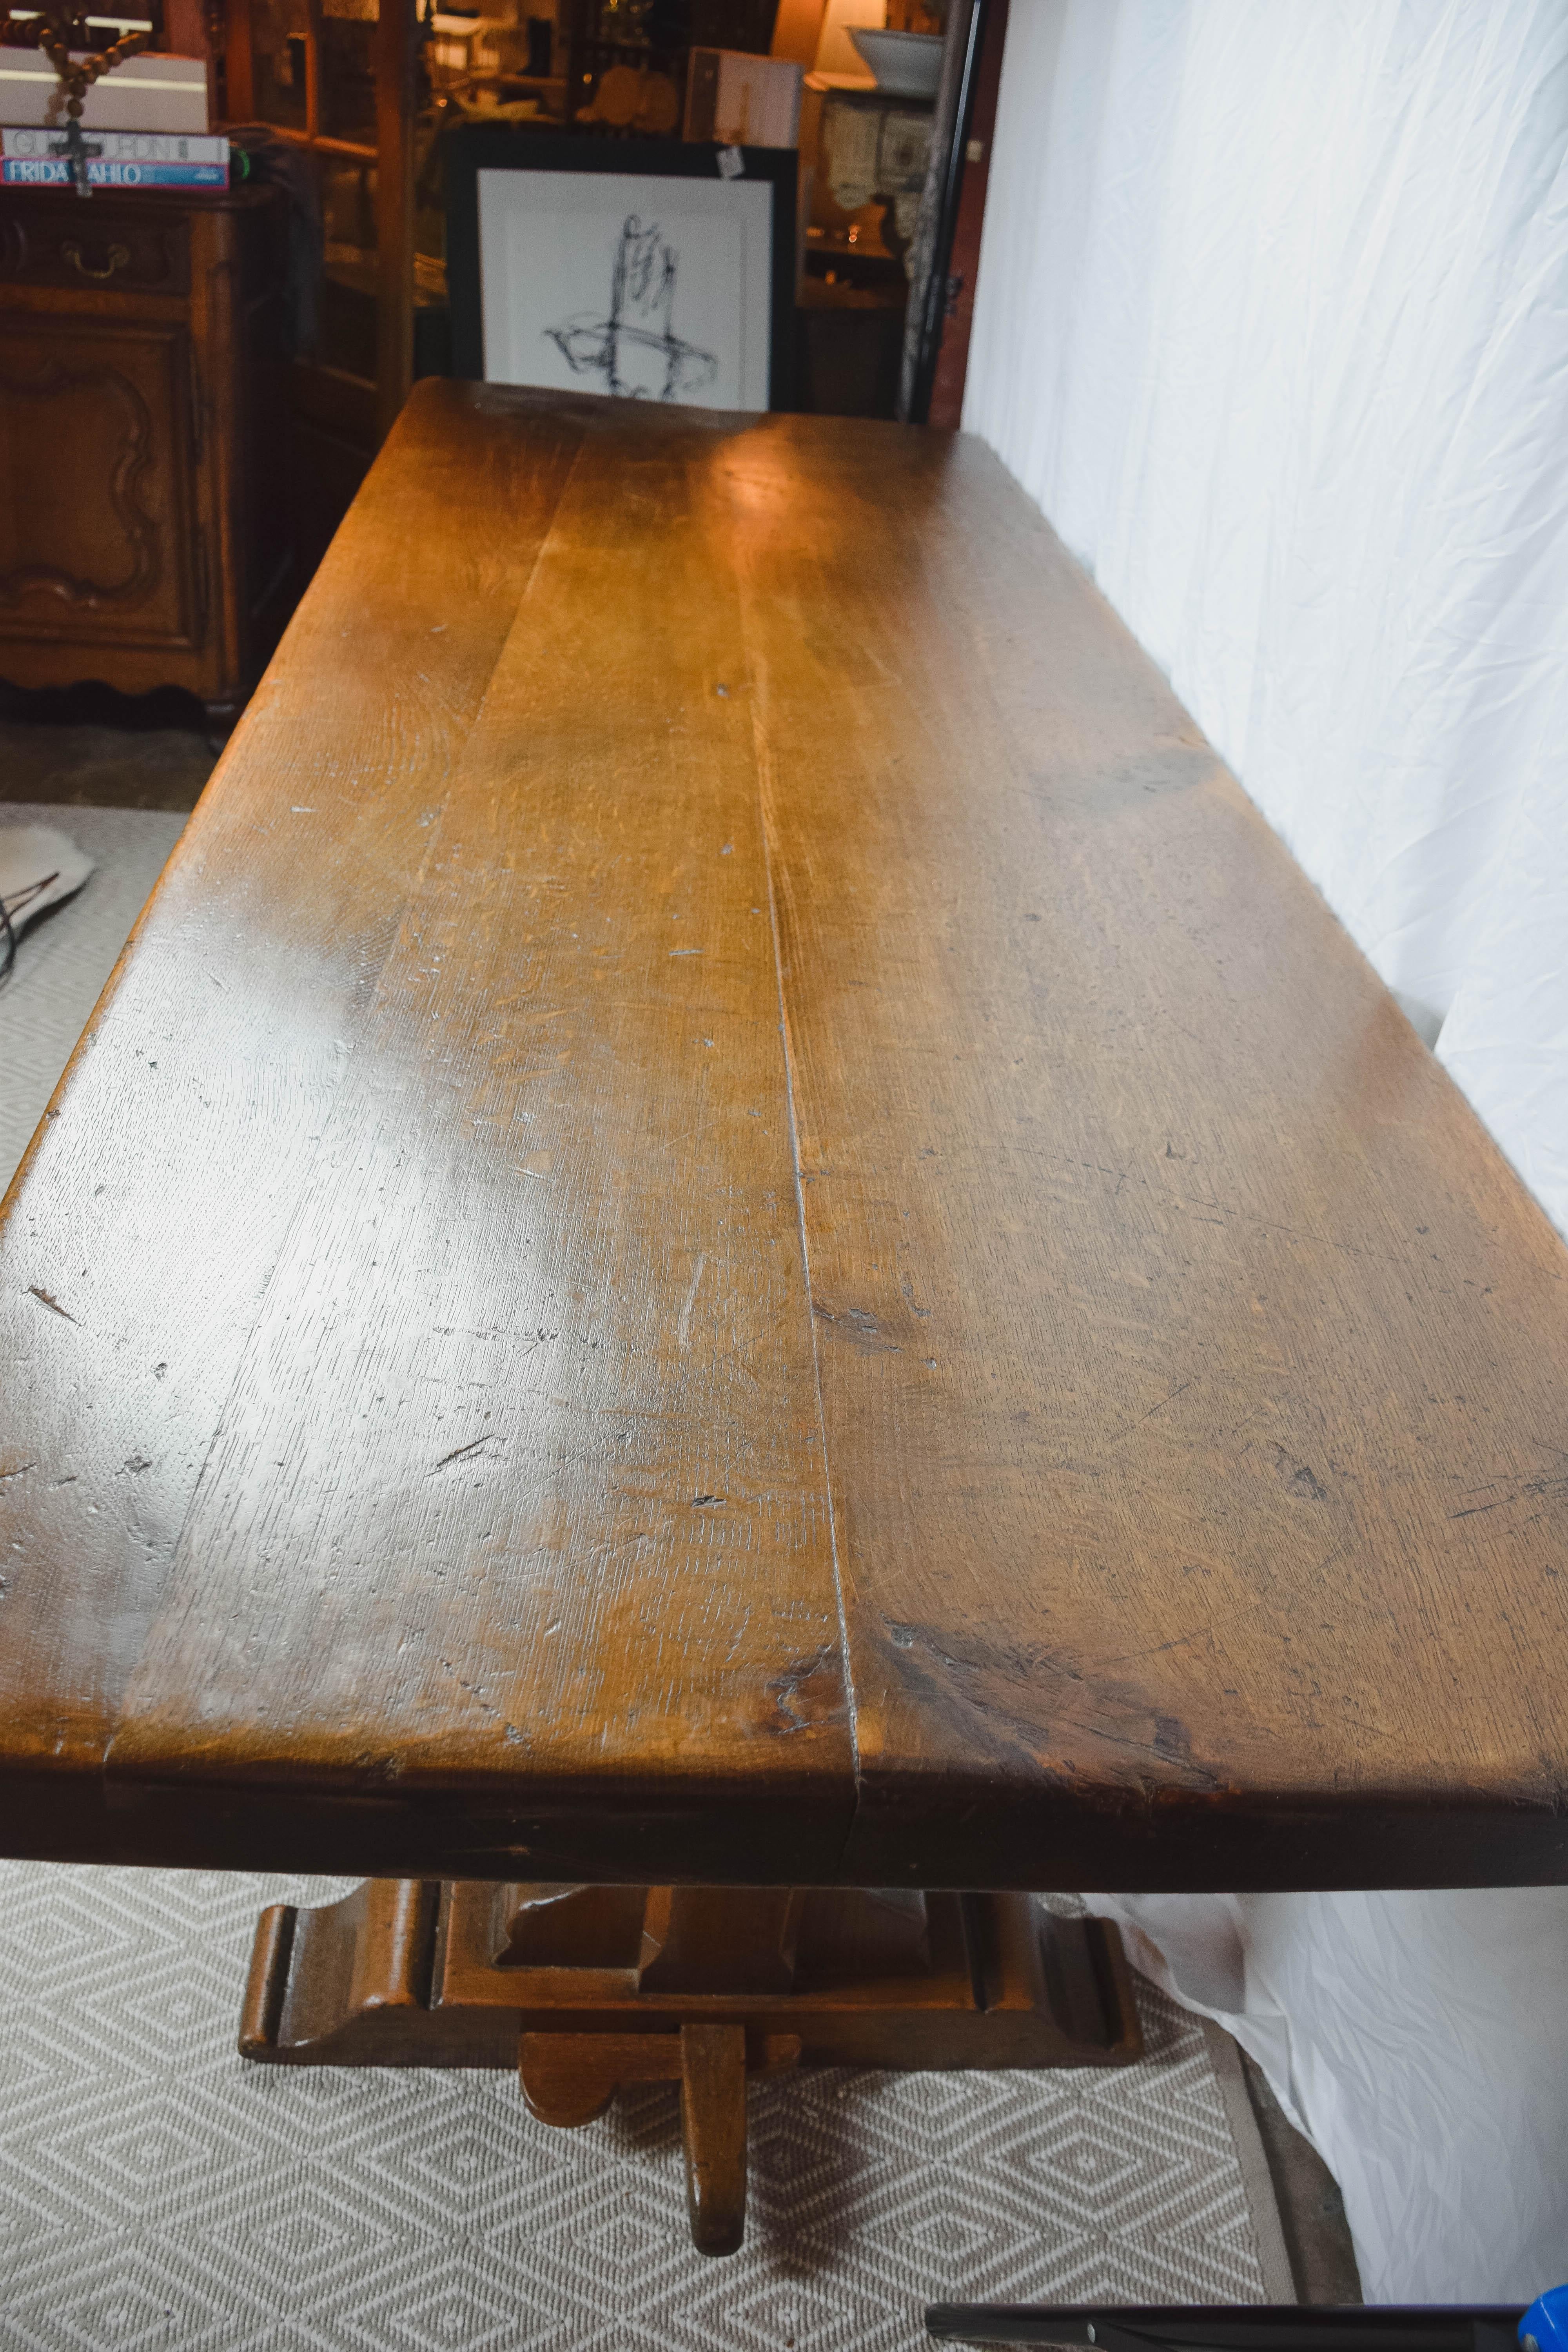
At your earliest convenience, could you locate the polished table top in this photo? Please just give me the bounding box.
[4,383,1566,1892]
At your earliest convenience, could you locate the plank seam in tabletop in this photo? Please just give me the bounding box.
[93,400,857,1884]
[726,414,1568,1892]
[751,685,864,1863]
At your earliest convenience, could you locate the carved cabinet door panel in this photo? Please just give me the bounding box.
[0,315,202,651]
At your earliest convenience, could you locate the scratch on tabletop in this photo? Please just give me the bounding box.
[0,1463,33,1483]
[27,1286,76,1323]
[429,1435,493,1474]
[1110,1376,1195,1443]
[1452,1475,1568,1521]
[677,1253,707,1349]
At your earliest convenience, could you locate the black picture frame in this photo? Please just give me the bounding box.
[444,129,798,413]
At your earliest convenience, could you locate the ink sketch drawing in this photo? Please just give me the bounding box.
[547,215,720,402]
[477,167,773,412]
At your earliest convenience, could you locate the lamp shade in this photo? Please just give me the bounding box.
[813,0,885,77]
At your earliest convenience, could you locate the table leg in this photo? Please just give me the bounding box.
[680,2023,748,2257]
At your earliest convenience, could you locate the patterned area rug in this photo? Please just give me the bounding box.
[0,1867,1290,2350]
[0,803,187,1197]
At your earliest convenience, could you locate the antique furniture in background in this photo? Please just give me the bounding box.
[209,0,985,488]
[215,0,781,465]
[7,384,1567,2254]
[0,182,292,719]
[221,0,420,440]
[797,75,931,416]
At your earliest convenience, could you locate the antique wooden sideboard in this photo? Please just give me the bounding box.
[4,385,1568,2255]
[0,181,292,719]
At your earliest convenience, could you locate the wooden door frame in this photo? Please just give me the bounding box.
[898,0,1009,430]
[926,0,1007,430]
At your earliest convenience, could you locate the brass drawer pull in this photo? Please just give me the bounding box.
[62,239,131,282]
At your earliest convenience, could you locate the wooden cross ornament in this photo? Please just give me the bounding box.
[6,0,151,194]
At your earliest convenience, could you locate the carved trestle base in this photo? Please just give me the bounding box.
[240,1880,1143,2255]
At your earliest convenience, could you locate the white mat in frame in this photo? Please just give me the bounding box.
[478,168,775,410]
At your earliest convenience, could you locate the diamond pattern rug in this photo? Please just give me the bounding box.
[0,1867,1290,2349]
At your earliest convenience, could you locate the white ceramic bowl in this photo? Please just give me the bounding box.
[848,27,944,99]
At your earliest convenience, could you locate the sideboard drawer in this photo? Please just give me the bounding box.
[0,203,190,297]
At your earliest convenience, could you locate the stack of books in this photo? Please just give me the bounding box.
[0,43,227,188]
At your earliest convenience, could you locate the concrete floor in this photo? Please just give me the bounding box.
[1242,2053,1361,2301]
[0,720,216,814]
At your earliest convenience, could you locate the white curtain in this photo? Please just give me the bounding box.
[963,0,1568,2301]
[1088,1887,1568,2302]
[964,0,1568,1241]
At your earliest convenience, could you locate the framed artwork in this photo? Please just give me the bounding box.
[445,132,797,413]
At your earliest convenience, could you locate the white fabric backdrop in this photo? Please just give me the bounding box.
[1087,1889,1568,2304]
[964,0,1568,1241]
[962,0,1568,2302]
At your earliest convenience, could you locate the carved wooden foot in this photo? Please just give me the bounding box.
[516,2020,786,2255]
[240,1881,1142,2255]
[678,2024,748,2256]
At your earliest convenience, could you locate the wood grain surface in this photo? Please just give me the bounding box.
[4,382,1566,1890]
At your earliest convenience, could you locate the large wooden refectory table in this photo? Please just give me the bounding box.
[4,385,1568,2254]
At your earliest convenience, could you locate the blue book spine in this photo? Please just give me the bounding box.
[0,157,228,187]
